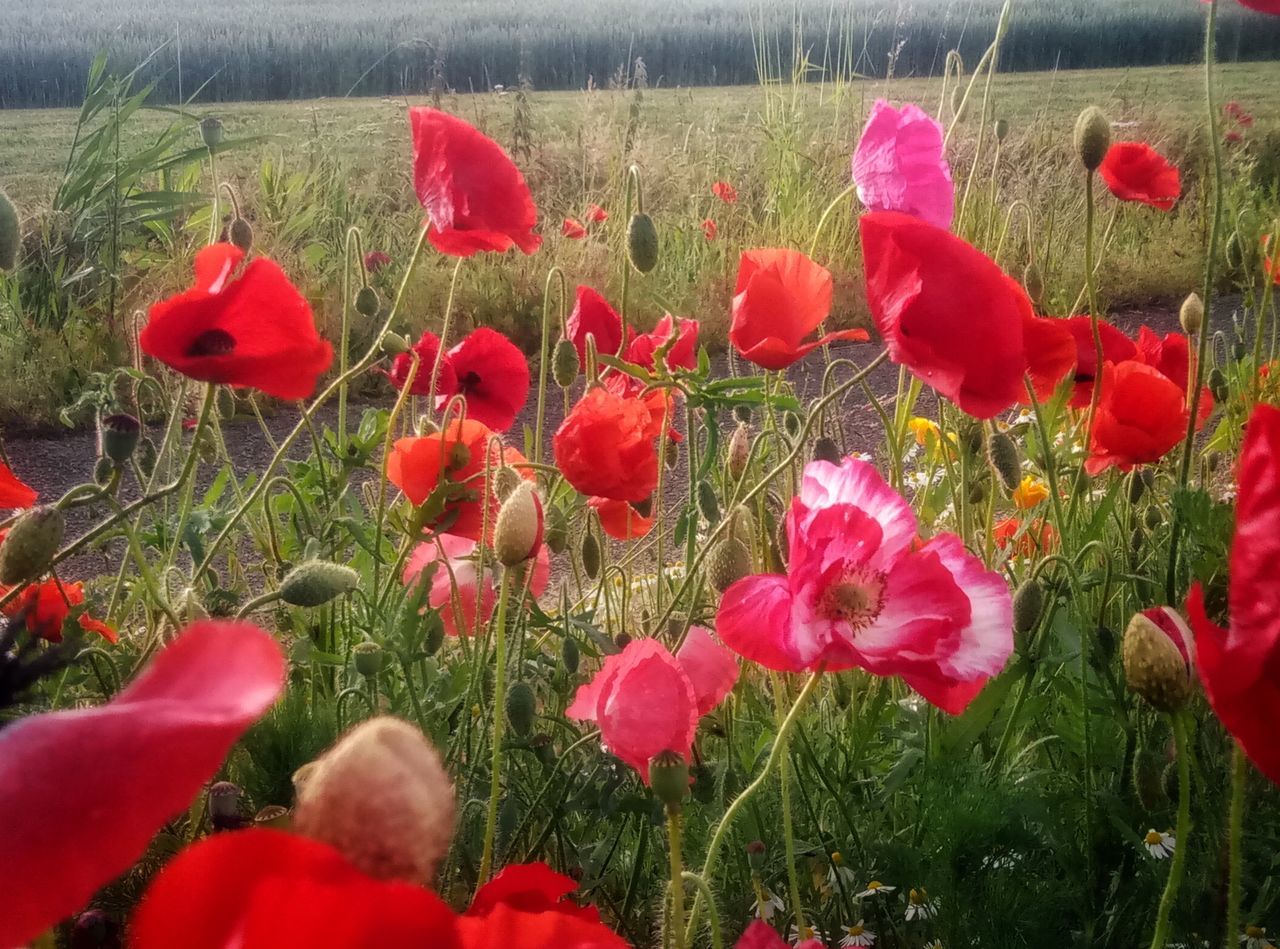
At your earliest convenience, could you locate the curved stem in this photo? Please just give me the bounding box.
[680,873,723,949]
[476,571,512,889]
[1150,712,1193,949]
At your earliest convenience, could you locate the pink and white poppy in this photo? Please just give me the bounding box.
[404,534,549,638]
[852,100,954,231]
[566,629,738,782]
[716,457,1012,714]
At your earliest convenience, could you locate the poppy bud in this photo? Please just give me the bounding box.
[1132,747,1166,810]
[707,535,752,593]
[581,532,601,580]
[199,117,224,148]
[280,561,360,607]
[101,413,141,464]
[355,285,380,317]
[562,635,580,674]
[254,804,291,829]
[136,436,159,479]
[732,404,752,424]
[381,332,410,357]
[696,480,720,525]
[1122,609,1194,712]
[353,641,386,678]
[994,118,1010,142]
[1023,261,1045,304]
[0,505,65,585]
[1012,579,1043,637]
[727,422,750,480]
[208,781,243,831]
[531,733,555,767]
[649,749,689,810]
[1208,367,1228,402]
[968,479,987,505]
[293,716,456,883]
[1073,107,1111,173]
[543,503,569,555]
[986,431,1022,493]
[746,839,766,870]
[1179,292,1204,336]
[494,481,544,567]
[1128,468,1154,503]
[627,213,660,274]
[1144,506,1163,530]
[783,412,801,438]
[493,465,523,502]
[0,191,19,272]
[812,436,843,465]
[229,217,253,253]
[1233,339,1248,362]
[424,617,445,657]
[505,681,537,737]
[552,337,580,388]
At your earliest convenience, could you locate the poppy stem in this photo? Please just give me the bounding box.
[679,873,722,949]
[1224,745,1247,949]
[771,673,807,936]
[1149,711,1192,949]
[1079,172,1105,493]
[666,807,687,949]
[476,570,512,891]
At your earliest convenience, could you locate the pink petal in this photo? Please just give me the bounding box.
[597,640,698,782]
[716,574,809,671]
[0,622,285,947]
[734,920,789,949]
[565,650,630,723]
[404,535,495,638]
[675,626,740,715]
[853,100,954,230]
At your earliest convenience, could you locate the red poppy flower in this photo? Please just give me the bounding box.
[566,285,624,363]
[140,244,333,400]
[701,218,718,241]
[553,386,666,502]
[0,460,36,508]
[586,204,608,224]
[562,218,587,240]
[1225,130,1245,145]
[1187,403,1280,784]
[860,211,1076,418]
[2,578,117,644]
[0,622,284,949]
[382,331,456,397]
[1063,316,1138,409]
[730,249,869,370]
[409,107,541,258]
[1265,235,1280,285]
[438,328,530,432]
[590,497,655,539]
[626,314,700,372]
[1134,326,1214,429]
[992,517,1058,557]
[363,250,392,274]
[1099,142,1181,211]
[1084,360,1188,475]
[1234,0,1280,15]
[386,419,532,541]
[461,861,629,947]
[712,181,738,204]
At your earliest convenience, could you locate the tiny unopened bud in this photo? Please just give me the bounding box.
[727,422,750,480]
[229,217,254,253]
[746,839,766,870]
[493,466,522,502]
[293,716,456,883]
[707,535,752,593]
[199,117,224,149]
[1122,609,1194,712]
[1012,579,1044,637]
[355,285,381,317]
[581,532,601,579]
[1208,367,1228,402]
[0,191,19,272]
[561,636,580,674]
[986,432,1022,493]
[696,481,720,525]
[353,641,386,678]
[136,437,158,479]
[381,332,410,357]
[649,749,690,809]
[627,213,660,274]
[208,781,243,831]
[0,506,65,585]
[1144,506,1163,530]
[494,481,544,567]
[552,337,580,388]
[812,436,843,465]
[1074,106,1111,172]
[505,681,537,737]
[783,412,801,437]
[1179,292,1204,336]
[279,561,360,607]
[614,632,633,650]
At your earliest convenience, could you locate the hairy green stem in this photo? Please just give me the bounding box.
[1150,712,1193,949]
[772,674,806,935]
[1224,745,1247,949]
[476,571,512,888]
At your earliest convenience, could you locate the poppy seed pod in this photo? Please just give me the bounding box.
[494,481,543,567]
[812,436,843,465]
[552,337,580,388]
[707,535,752,593]
[626,213,660,274]
[505,681,537,737]
[1122,610,1194,713]
[649,749,690,810]
[199,117,224,148]
[1179,292,1204,336]
[986,431,1023,493]
[1074,107,1111,172]
[354,285,380,318]
[0,191,19,272]
[353,642,386,678]
[101,413,141,464]
[279,561,360,607]
[292,716,456,883]
[229,217,253,253]
[0,506,65,585]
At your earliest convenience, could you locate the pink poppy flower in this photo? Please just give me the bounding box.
[566,285,624,363]
[626,314,700,372]
[566,631,738,782]
[404,534,549,638]
[735,920,822,949]
[363,250,392,274]
[562,218,587,240]
[716,457,1013,714]
[852,100,954,230]
[0,622,285,948]
[437,328,530,432]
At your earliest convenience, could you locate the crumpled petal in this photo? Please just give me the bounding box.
[674,626,739,716]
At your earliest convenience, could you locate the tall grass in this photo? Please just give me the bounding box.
[2,0,1280,109]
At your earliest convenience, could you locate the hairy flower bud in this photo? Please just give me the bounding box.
[1023,261,1045,304]
[381,332,410,357]
[494,481,544,567]
[293,717,456,883]
[1012,579,1044,637]
[1074,106,1111,172]
[1179,292,1204,336]
[812,436,843,465]
[101,413,141,464]
[505,681,537,737]
[727,422,750,481]
[986,431,1022,493]
[552,337,580,388]
[626,213,660,274]
[994,118,1010,142]
[707,535,752,593]
[1122,609,1194,712]
[561,635,580,674]
[229,217,254,253]
[279,561,360,607]
[0,506,65,585]
[581,532,601,580]
[354,285,380,318]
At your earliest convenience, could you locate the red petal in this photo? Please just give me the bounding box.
[0,460,38,508]
[0,622,285,947]
[469,862,595,921]
[191,242,246,293]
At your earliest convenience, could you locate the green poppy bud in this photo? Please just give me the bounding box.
[552,338,580,388]
[986,432,1022,493]
[1208,367,1228,402]
[1012,579,1044,636]
[1074,106,1111,172]
[355,286,380,318]
[994,118,1010,142]
[229,217,253,253]
[280,561,360,607]
[136,437,159,479]
[101,413,141,464]
[707,535,752,593]
[1179,292,1204,336]
[1122,610,1194,713]
[1144,506,1163,530]
[0,506,65,585]
[494,481,544,567]
[581,532,601,580]
[381,332,409,357]
[0,191,20,272]
[626,213,659,274]
[93,456,116,487]
[498,794,520,842]
[505,681,537,737]
[561,635,580,674]
[696,481,720,525]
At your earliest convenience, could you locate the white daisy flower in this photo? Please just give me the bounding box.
[855,880,896,900]
[922,941,944,949]
[1143,828,1176,859]
[755,887,784,921]
[826,852,857,890]
[905,887,938,921]
[1242,926,1277,949]
[839,920,876,947]
[850,452,873,462]
[790,922,826,946]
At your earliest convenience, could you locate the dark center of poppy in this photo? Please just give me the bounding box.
[459,370,482,391]
[819,567,887,629]
[186,328,236,358]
